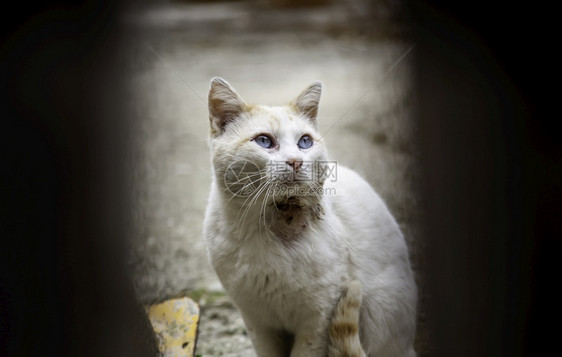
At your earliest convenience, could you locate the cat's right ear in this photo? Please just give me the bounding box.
[291,81,322,127]
[208,77,247,137]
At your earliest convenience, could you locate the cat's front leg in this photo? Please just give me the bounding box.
[243,319,288,357]
[290,318,330,357]
[290,331,328,357]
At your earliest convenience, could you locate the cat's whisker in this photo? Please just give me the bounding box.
[272,187,281,212]
[231,181,266,230]
[223,171,269,209]
[223,170,265,187]
[305,179,325,197]
[309,181,323,193]
[258,181,269,239]
[230,173,272,231]
[221,170,267,194]
[236,178,272,234]
[229,184,259,226]
[259,180,280,244]
[224,182,263,214]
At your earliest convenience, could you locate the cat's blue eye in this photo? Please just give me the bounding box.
[297,135,313,149]
[254,134,274,149]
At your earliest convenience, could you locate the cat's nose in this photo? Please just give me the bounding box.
[286,158,303,171]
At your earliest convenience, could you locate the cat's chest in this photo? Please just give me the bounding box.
[210,205,347,328]
[214,220,345,295]
[218,240,343,327]
[213,200,339,281]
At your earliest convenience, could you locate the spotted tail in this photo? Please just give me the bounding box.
[328,280,367,357]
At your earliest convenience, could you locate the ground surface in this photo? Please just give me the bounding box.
[125,1,425,355]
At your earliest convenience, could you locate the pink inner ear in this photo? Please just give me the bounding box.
[292,82,322,124]
[208,78,247,135]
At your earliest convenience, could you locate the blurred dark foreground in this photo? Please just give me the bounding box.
[1,0,558,356]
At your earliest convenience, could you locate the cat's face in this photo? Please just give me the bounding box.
[208,78,327,203]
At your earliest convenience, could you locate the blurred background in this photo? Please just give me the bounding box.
[124,1,422,355]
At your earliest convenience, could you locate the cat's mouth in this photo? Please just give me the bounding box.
[274,196,303,211]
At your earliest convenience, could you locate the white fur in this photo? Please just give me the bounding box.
[203,79,417,357]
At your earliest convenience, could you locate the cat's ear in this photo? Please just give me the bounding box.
[208,77,247,137]
[291,81,322,125]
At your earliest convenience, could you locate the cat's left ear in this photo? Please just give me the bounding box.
[291,81,322,126]
[208,77,247,137]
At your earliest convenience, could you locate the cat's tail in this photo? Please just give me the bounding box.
[328,280,367,357]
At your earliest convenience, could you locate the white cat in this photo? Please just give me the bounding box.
[203,77,417,357]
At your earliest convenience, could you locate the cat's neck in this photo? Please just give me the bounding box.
[217,186,324,244]
[267,197,325,243]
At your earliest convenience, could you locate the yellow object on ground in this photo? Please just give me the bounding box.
[147,297,200,357]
